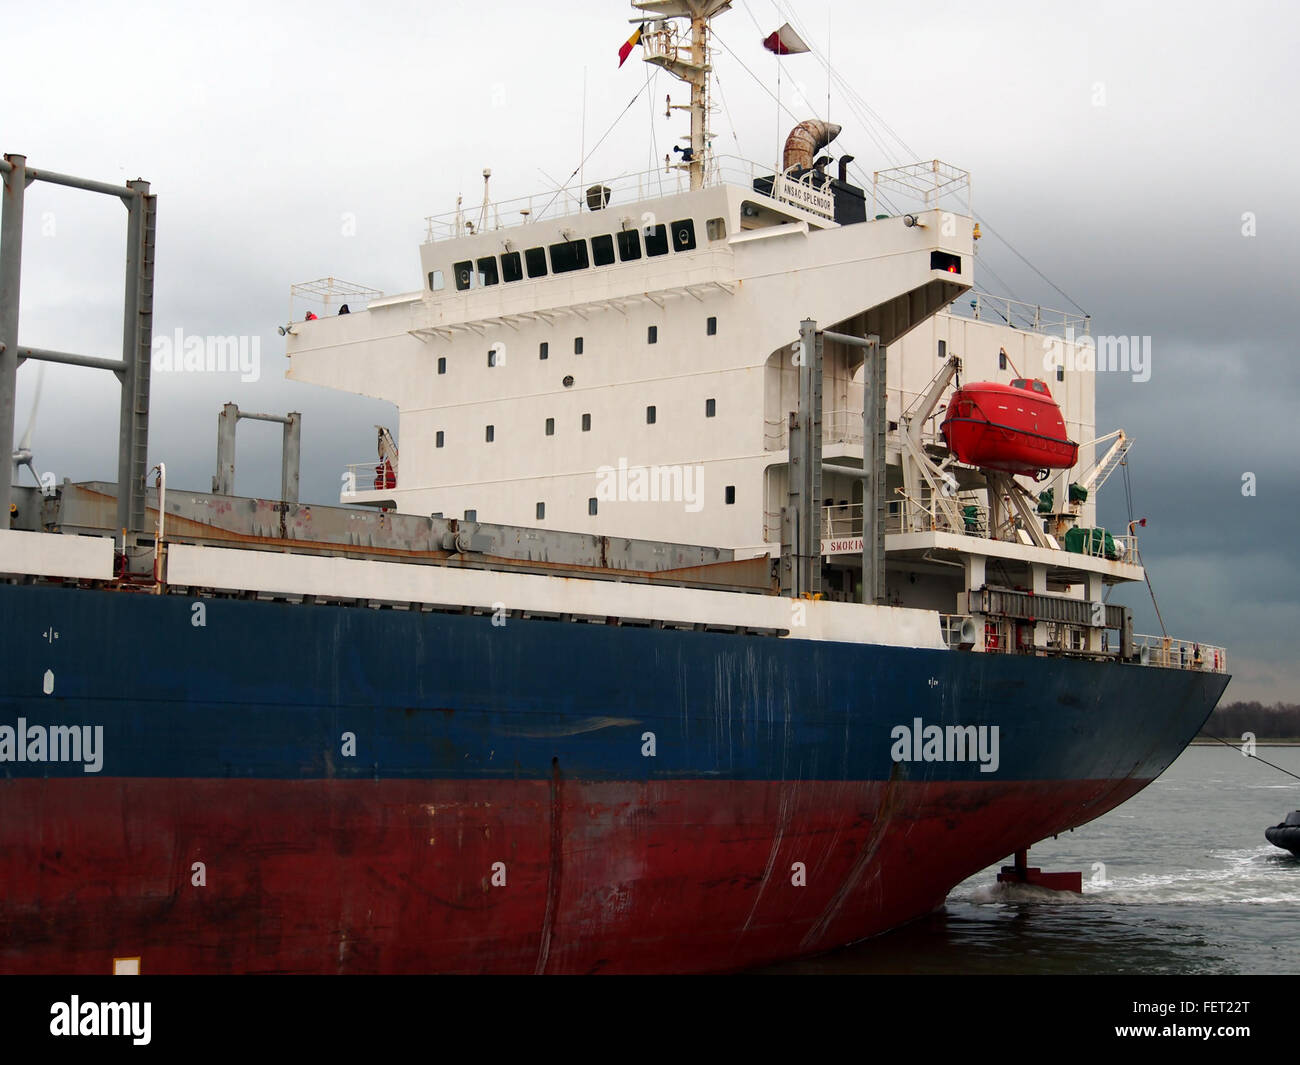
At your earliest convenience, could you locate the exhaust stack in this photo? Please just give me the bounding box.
[782,119,841,172]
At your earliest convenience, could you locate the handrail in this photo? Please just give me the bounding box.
[422,155,780,243]
[948,290,1090,338]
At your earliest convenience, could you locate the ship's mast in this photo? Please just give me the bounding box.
[635,0,730,191]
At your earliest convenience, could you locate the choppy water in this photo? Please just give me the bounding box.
[762,745,1300,974]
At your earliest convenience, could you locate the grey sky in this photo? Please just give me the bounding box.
[5,0,1297,700]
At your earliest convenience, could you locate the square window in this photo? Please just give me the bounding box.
[617,229,642,261]
[646,405,656,425]
[706,217,727,241]
[525,247,548,278]
[453,260,474,290]
[705,398,716,417]
[670,218,696,252]
[436,431,444,448]
[465,509,477,522]
[549,239,589,274]
[591,234,616,267]
[428,269,445,291]
[725,485,736,505]
[706,316,717,336]
[574,336,584,355]
[582,413,591,432]
[477,256,499,286]
[501,251,523,283]
[539,341,549,360]
[536,502,546,520]
[485,425,495,443]
[643,223,669,256]
[588,498,598,516]
[437,357,447,375]
[545,417,555,436]
[647,325,658,344]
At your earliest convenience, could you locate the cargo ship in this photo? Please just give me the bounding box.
[0,0,1229,974]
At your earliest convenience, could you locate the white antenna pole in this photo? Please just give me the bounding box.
[580,66,587,200]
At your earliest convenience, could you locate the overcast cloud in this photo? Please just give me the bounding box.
[4,0,1297,700]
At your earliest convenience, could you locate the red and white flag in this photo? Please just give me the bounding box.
[762,23,810,55]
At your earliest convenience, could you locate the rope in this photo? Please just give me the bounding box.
[1204,733,1300,783]
[1123,459,1168,638]
[537,75,657,222]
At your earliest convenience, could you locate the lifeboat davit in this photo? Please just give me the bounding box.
[940,378,1079,480]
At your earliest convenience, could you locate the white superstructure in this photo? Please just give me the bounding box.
[280,0,1182,660]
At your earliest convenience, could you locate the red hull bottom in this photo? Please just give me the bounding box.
[0,777,1145,974]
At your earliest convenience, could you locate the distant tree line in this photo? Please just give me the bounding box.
[1198,701,1300,740]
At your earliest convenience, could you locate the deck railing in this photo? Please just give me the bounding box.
[1133,634,1227,673]
[423,155,781,243]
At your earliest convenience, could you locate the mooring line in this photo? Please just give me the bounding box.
[1206,734,1300,783]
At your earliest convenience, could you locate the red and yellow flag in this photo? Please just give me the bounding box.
[618,25,644,67]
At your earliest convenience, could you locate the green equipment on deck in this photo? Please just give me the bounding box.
[1063,525,1119,560]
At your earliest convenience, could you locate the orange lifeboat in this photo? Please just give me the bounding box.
[940,378,1078,480]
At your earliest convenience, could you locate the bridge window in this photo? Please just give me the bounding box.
[591,234,616,267]
[706,316,717,336]
[525,247,548,278]
[437,357,446,374]
[465,509,477,522]
[549,239,590,274]
[501,251,523,283]
[536,502,545,520]
[545,417,555,436]
[428,269,445,292]
[999,349,1008,370]
[477,257,499,286]
[644,224,669,256]
[453,260,475,290]
[671,219,696,252]
[485,425,495,442]
[725,485,736,505]
[1057,366,1064,382]
[588,498,598,516]
[436,431,444,448]
[582,413,591,431]
[574,336,584,355]
[617,230,642,261]
[705,398,716,417]
[648,325,658,344]
[539,341,549,360]
[646,405,656,425]
[487,347,498,367]
[706,217,726,241]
